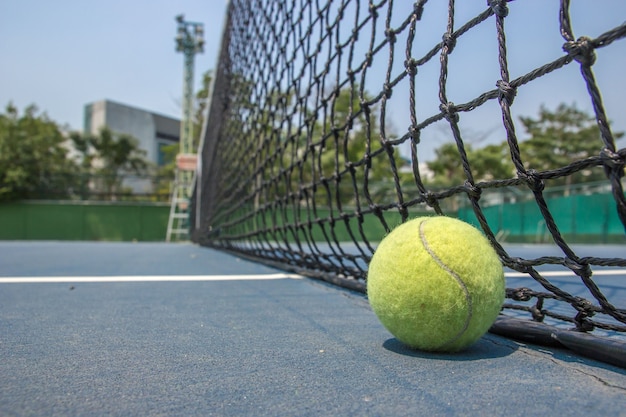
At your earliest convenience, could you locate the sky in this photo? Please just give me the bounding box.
[348,0,626,159]
[0,0,229,130]
[1,0,625,161]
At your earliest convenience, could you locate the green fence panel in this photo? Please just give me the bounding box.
[0,201,169,241]
[0,203,27,239]
[545,196,576,235]
[569,194,604,235]
[2,196,623,243]
[572,193,625,242]
[603,194,626,236]
[140,205,171,241]
[26,203,86,240]
[84,205,138,241]
[457,191,625,243]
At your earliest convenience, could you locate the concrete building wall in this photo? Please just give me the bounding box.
[84,100,180,167]
[83,100,181,193]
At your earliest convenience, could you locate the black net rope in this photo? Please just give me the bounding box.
[193,0,626,337]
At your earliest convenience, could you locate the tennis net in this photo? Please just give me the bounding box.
[191,0,626,365]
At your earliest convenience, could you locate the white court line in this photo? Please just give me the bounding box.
[505,270,625,278]
[0,270,623,284]
[0,274,302,284]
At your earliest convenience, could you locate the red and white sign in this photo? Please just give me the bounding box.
[176,153,198,171]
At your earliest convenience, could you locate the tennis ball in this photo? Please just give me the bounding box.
[367,216,505,352]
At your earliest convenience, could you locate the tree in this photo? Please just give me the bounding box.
[156,70,212,198]
[426,103,623,192]
[154,142,178,198]
[470,143,515,182]
[519,103,624,189]
[70,127,149,199]
[426,142,469,187]
[0,103,78,201]
[297,85,406,207]
[193,69,213,148]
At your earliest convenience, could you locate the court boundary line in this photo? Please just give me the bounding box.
[0,274,302,283]
[504,270,625,278]
[0,270,624,283]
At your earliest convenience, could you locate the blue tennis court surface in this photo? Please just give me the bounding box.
[1,241,625,416]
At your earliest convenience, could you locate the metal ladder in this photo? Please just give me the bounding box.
[166,169,191,242]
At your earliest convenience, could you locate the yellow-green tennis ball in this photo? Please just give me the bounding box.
[367,216,505,352]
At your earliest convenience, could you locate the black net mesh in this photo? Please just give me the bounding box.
[192,0,626,339]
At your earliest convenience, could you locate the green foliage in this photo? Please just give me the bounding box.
[295,86,406,207]
[427,103,623,189]
[0,101,175,202]
[231,85,408,210]
[426,142,515,188]
[0,103,78,201]
[154,142,178,197]
[427,142,469,187]
[70,127,150,199]
[193,70,213,150]
[519,103,624,186]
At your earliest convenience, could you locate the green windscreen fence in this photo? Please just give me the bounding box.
[458,191,625,243]
[0,201,169,241]
[1,195,620,243]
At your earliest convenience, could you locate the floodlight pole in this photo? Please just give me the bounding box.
[175,14,204,158]
[167,15,204,242]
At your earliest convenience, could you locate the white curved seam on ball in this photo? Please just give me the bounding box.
[419,219,473,348]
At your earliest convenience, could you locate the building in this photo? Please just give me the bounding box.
[84,99,181,168]
[83,99,181,194]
